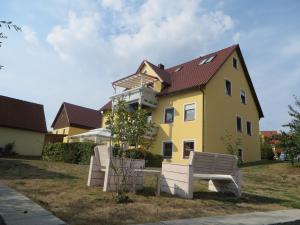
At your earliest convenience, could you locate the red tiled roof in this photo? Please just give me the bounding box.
[107,44,263,118]
[162,45,237,94]
[145,61,171,85]
[261,131,278,138]
[51,102,102,129]
[0,95,47,133]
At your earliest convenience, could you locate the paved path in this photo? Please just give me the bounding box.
[138,209,300,225]
[0,183,66,225]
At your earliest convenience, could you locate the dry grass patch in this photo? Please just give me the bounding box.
[0,158,299,225]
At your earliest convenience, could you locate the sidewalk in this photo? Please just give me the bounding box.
[138,209,300,225]
[0,183,66,225]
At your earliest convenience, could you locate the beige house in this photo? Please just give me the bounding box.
[0,95,47,156]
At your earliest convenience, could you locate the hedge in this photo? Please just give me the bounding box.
[42,142,96,164]
[43,143,163,167]
[114,147,163,167]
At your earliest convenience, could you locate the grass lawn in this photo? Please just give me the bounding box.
[0,158,299,225]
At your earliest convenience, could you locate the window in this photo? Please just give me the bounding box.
[247,121,252,136]
[164,107,174,123]
[225,80,232,96]
[198,55,216,65]
[183,141,194,158]
[236,116,242,132]
[184,103,195,121]
[238,149,243,161]
[233,57,238,69]
[163,142,173,158]
[174,66,182,72]
[240,90,246,104]
[147,112,152,124]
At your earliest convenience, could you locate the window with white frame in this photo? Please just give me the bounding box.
[225,80,232,96]
[163,142,173,158]
[184,103,195,121]
[237,116,242,132]
[241,90,246,104]
[247,121,252,136]
[164,107,174,123]
[183,140,194,158]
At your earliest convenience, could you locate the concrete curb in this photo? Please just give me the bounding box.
[137,209,300,225]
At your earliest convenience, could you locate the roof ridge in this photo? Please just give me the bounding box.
[0,95,44,107]
[166,44,238,71]
[63,102,99,112]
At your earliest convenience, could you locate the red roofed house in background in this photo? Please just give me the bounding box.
[100,44,264,163]
[51,102,102,142]
[0,95,47,156]
[261,130,283,154]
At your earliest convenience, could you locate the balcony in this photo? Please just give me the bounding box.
[111,73,159,108]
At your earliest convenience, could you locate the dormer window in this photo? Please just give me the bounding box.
[198,55,216,65]
[174,66,182,72]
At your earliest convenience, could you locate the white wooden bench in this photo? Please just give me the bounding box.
[160,151,242,199]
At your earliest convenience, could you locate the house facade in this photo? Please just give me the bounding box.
[101,45,263,163]
[51,102,102,142]
[0,95,47,156]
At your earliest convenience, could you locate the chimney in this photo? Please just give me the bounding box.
[158,63,165,70]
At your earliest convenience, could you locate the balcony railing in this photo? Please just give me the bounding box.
[111,86,158,108]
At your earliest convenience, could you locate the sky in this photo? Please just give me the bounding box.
[0,0,300,131]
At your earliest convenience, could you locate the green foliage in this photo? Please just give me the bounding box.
[0,142,16,157]
[105,100,156,150]
[114,147,163,167]
[275,96,300,166]
[221,130,243,164]
[42,142,96,164]
[260,141,274,160]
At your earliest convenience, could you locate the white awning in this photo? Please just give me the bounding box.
[69,128,111,141]
[112,73,158,89]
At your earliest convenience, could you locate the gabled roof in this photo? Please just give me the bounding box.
[0,95,47,133]
[51,102,101,129]
[145,61,171,85]
[99,101,112,112]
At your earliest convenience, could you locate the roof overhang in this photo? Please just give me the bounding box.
[112,73,158,89]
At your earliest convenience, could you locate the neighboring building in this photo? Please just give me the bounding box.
[100,44,264,163]
[0,95,47,156]
[51,102,102,142]
[261,130,282,154]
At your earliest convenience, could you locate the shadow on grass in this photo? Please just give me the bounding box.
[240,160,282,168]
[193,191,288,205]
[0,158,77,180]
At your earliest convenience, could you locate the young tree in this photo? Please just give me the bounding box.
[276,96,300,165]
[221,130,243,164]
[104,100,156,202]
[0,21,21,69]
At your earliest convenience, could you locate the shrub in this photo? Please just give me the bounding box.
[42,142,96,164]
[0,142,16,157]
[121,148,163,167]
[261,142,274,160]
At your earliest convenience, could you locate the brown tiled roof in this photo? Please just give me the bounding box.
[145,61,171,85]
[51,102,102,129]
[99,101,112,111]
[261,131,278,138]
[0,95,47,133]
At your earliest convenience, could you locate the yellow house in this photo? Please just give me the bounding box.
[0,95,47,156]
[100,44,263,163]
[51,102,102,142]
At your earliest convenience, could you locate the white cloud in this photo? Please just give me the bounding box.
[100,0,123,11]
[22,26,38,45]
[281,36,300,56]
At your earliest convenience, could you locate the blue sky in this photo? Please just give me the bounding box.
[1,0,300,131]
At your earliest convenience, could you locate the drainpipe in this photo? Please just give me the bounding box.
[201,88,205,152]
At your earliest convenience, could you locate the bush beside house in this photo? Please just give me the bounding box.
[42,142,96,164]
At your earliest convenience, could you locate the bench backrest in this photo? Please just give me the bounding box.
[191,152,238,175]
[94,145,111,169]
